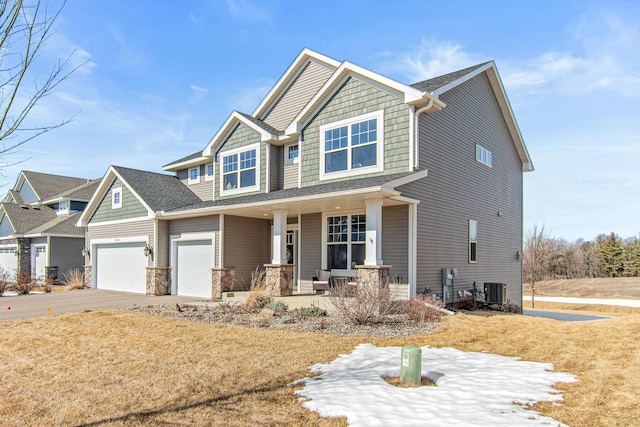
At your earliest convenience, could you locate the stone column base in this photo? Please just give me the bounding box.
[84,265,92,288]
[211,268,235,300]
[146,267,171,295]
[355,265,391,288]
[264,264,294,296]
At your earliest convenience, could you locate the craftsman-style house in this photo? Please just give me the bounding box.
[0,171,99,282]
[78,49,533,306]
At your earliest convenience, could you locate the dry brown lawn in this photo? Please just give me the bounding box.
[1,306,640,426]
[524,277,640,299]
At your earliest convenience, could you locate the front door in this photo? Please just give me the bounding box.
[286,229,298,292]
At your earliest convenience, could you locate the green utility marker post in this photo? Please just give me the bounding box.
[400,345,422,385]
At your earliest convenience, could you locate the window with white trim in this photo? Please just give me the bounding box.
[58,201,68,214]
[112,187,122,209]
[326,214,365,270]
[476,145,492,167]
[205,164,214,181]
[220,143,260,195]
[469,220,477,263]
[319,110,384,180]
[188,167,200,184]
[285,143,299,165]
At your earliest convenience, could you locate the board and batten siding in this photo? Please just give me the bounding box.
[262,60,335,131]
[223,215,270,290]
[177,166,213,201]
[400,71,523,305]
[215,123,265,200]
[87,219,155,267]
[49,237,84,278]
[299,213,322,294]
[300,76,411,187]
[381,205,409,284]
[168,216,220,268]
[89,178,148,223]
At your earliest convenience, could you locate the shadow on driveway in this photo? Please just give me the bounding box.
[0,289,206,321]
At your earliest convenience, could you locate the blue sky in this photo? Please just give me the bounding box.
[4,0,639,242]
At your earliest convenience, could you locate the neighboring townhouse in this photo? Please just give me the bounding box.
[0,171,100,282]
[78,49,533,307]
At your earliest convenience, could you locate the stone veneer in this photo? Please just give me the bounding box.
[264,264,294,296]
[83,265,92,288]
[146,267,171,295]
[211,268,235,300]
[355,265,391,288]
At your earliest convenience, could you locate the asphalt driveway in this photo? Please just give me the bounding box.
[523,309,612,321]
[0,289,206,321]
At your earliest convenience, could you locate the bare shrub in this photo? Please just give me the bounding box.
[243,266,272,312]
[0,269,9,296]
[13,271,37,295]
[406,295,445,323]
[62,269,85,290]
[330,279,397,325]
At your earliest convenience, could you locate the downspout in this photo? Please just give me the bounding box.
[413,98,433,170]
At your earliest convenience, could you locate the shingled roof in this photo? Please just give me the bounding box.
[21,171,92,201]
[46,179,101,201]
[112,166,202,212]
[411,62,491,94]
[162,151,204,168]
[27,211,83,236]
[1,203,57,235]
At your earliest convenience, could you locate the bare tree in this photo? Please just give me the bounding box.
[523,224,550,308]
[0,0,81,170]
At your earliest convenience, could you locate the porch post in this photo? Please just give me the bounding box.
[272,209,288,265]
[364,198,383,266]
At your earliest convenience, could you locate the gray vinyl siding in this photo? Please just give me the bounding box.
[169,215,220,268]
[90,178,148,223]
[300,76,411,187]
[400,71,523,306]
[269,145,281,192]
[299,213,321,293]
[223,215,270,290]
[18,181,38,204]
[262,60,335,131]
[177,166,213,201]
[156,220,169,268]
[0,216,14,237]
[49,237,84,278]
[382,205,409,284]
[215,124,265,200]
[283,164,298,189]
[87,219,155,267]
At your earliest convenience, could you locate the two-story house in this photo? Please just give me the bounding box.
[78,49,532,307]
[0,171,100,282]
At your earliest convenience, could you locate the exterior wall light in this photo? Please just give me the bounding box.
[81,247,90,258]
[143,244,153,257]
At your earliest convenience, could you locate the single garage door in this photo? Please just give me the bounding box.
[0,245,17,275]
[175,240,212,298]
[95,242,147,293]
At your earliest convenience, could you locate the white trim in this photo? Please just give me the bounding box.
[265,143,270,194]
[319,110,384,181]
[408,105,415,171]
[23,233,84,239]
[188,167,200,185]
[202,111,279,158]
[284,142,299,166]
[297,135,302,188]
[469,219,478,264]
[111,187,122,209]
[87,216,154,227]
[218,214,224,268]
[322,209,366,276]
[219,142,261,196]
[169,231,215,295]
[91,235,149,246]
[408,202,417,299]
[476,144,493,168]
[205,163,214,181]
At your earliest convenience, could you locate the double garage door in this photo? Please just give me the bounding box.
[94,240,212,298]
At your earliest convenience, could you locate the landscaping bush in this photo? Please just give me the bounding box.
[13,271,36,295]
[243,266,272,311]
[266,301,288,314]
[299,306,327,317]
[330,279,396,325]
[62,268,85,290]
[406,295,445,323]
[0,269,9,296]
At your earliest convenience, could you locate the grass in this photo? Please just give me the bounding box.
[525,277,640,299]
[1,281,639,425]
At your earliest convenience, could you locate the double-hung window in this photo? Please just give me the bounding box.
[188,167,200,184]
[285,143,299,165]
[220,143,259,195]
[205,164,214,181]
[320,110,383,180]
[112,187,122,209]
[326,214,366,271]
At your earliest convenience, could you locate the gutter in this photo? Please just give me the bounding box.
[413,98,434,170]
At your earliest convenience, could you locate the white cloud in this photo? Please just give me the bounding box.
[224,0,271,23]
[189,85,209,104]
[230,79,274,113]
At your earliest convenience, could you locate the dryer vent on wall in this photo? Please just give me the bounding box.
[484,282,506,304]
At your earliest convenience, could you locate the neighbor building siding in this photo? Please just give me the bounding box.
[381,205,409,284]
[400,71,523,305]
[262,60,335,131]
[177,165,213,201]
[49,237,84,279]
[299,213,322,294]
[223,215,270,290]
[87,219,155,267]
[169,215,220,268]
[300,76,411,187]
[89,178,148,223]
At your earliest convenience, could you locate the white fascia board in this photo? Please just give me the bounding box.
[20,173,42,201]
[432,62,495,97]
[23,233,84,239]
[202,112,278,158]
[41,196,90,205]
[252,48,341,119]
[381,170,428,190]
[162,156,210,172]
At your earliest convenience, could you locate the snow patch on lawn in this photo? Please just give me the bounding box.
[294,344,577,426]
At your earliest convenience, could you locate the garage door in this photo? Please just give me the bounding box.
[0,245,16,275]
[95,242,147,293]
[175,240,212,298]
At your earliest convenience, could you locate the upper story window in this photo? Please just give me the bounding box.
[188,167,200,184]
[319,110,384,180]
[285,143,299,165]
[205,164,214,181]
[57,201,69,215]
[220,142,260,196]
[476,145,492,168]
[112,187,122,209]
[469,220,477,263]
